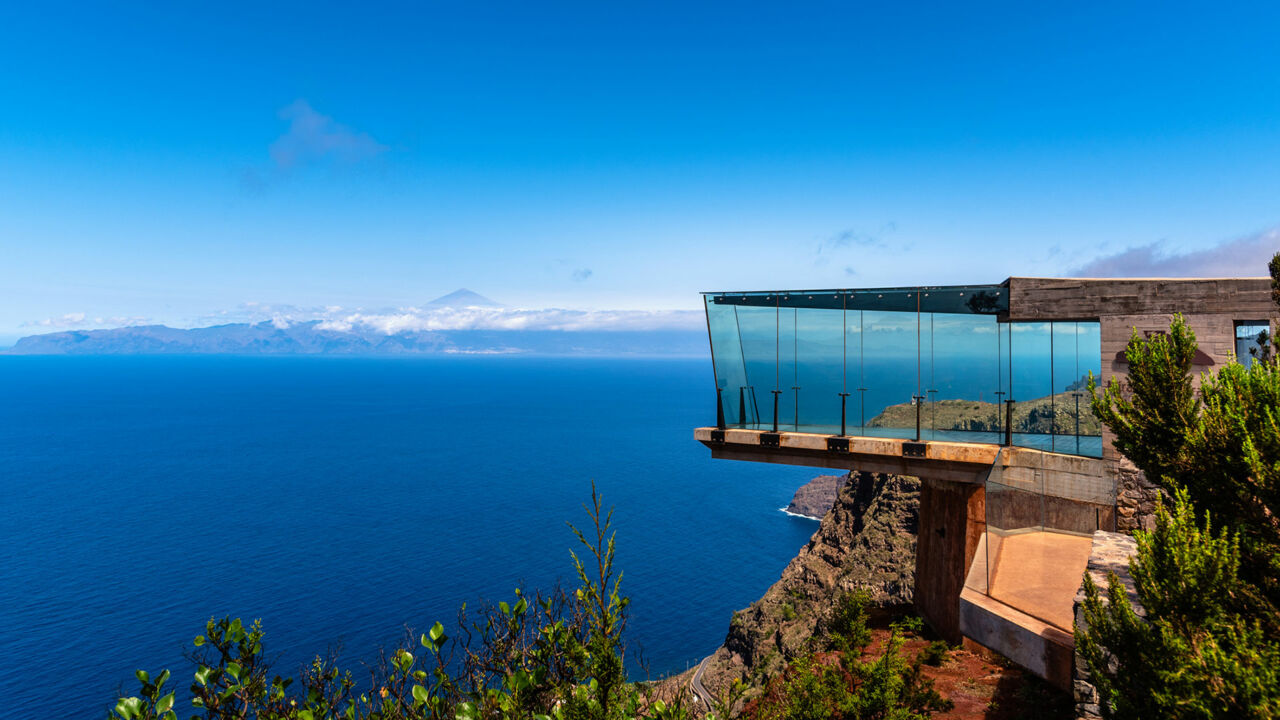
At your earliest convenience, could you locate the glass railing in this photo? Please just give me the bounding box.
[704,285,1103,457]
[970,448,1115,630]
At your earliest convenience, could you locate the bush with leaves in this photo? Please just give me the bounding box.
[1077,491,1280,719]
[111,484,692,720]
[748,610,950,720]
[1083,296,1280,718]
[1090,313,1280,620]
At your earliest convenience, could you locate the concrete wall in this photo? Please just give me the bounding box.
[1007,277,1274,321]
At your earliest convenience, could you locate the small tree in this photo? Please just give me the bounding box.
[1089,315,1200,485]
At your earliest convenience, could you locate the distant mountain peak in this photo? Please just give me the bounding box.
[426,289,503,308]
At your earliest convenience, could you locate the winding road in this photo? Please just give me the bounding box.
[690,655,715,710]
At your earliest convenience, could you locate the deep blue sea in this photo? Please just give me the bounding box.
[0,356,819,717]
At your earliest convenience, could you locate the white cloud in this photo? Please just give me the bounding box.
[188,301,703,335]
[1072,228,1278,277]
[320,306,703,334]
[269,99,387,169]
[21,312,150,329]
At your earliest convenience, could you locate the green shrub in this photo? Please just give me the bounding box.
[750,623,950,720]
[823,591,871,655]
[917,641,949,668]
[1091,311,1280,621]
[1083,289,1280,718]
[111,484,691,720]
[1077,491,1280,719]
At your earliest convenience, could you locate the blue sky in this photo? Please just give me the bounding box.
[2,2,1278,344]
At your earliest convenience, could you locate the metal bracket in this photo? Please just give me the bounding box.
[710,429,725,444]
[826,437,850,452]
[759,432,781,448]
[902,441,927,458]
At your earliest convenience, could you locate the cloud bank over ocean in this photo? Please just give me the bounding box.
[23,289,704,337]
[1072,227,1278,278]
[8,290,709,355]
[309,306,701,334]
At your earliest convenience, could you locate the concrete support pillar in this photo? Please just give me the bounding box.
[914,476,986,644]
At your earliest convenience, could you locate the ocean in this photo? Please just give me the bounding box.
[0,356,819,717]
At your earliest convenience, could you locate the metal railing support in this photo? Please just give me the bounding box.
[1004,399,1015,446]
[838,392,850,436]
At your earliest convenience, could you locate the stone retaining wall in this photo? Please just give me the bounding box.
[1072,531,1140,720]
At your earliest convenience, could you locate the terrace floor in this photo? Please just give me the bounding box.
[987,531,1093,631]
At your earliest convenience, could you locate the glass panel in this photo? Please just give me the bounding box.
[861,297,921,440]
[735,302,778,429]
[920,296,1003,444]
[705,296,747,426]
[1073,322,1103,457]
[847,309,868,435]
[980,447,1114,630]
[1010,322,1053,452]
[778,303,798,430]
[1052,322,1077,455]
[794,301,845,433]
[1236,321,1270,367]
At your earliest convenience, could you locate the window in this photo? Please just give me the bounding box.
[1236,321,1272,367]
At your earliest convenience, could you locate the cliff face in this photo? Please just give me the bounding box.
[784,474,848,519]
[696,471,920,693]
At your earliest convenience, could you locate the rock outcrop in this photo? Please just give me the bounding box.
[783,474,848,519]
[692,471,920,697]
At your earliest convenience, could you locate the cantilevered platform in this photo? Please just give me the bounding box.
[694,426,1107,491]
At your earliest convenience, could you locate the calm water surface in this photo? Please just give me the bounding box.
[0,356,818,717]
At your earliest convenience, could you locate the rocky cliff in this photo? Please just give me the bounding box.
[691,471,920,696]
[783,474,848,519]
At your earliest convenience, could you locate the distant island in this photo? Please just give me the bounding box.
[4,290,706,356]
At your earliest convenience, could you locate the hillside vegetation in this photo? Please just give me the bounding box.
[867,393,1102,437]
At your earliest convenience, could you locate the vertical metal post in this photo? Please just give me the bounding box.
[1049,321,1056,450]
[716,387,725,430]
[913,394,924,441]
[791,386,801,429]
[993,390,1006,440]
[739,386,746,427]
[1004,399,1014,446]
[773,295,780,433]
[840,292,847,437]
[1074,392,1082,454]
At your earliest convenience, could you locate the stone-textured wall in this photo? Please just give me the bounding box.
[1113,460,1163,533]
[1073,531,1141,720]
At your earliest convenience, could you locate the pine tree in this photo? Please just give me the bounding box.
[1077,491,1280,719]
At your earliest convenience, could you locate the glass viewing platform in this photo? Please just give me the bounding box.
[703,284,1103,458]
